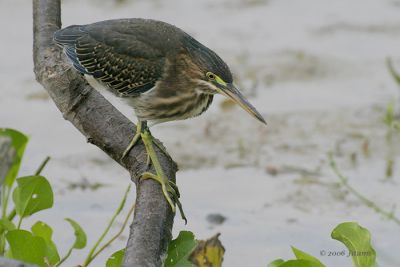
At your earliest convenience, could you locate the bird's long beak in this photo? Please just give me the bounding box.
[216,83,266,124]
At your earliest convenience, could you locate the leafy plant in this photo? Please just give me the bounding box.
[31,221,60,265]
[268,247,325,267]
[1,129,388,267]
[6,229,49,266]
[0,128,87,266]
[0,128,28,220]
[106,249,125,267]
[331,222,378,267]
[268,222,379,267]
[13,175,53,228]
[165,231,225,267]
[82,185,133,267]
[55,218,87,266]
[0,128,134,266]
[165,231,198,267]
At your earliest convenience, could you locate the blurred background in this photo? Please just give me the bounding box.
[1,0,400,266]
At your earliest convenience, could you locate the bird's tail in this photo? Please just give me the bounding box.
[53,25,91,75]
[53,25,86,46]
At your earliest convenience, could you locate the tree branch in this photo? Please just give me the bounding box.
[32,0,177,266]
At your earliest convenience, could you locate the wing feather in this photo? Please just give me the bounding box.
[54,24,165,97]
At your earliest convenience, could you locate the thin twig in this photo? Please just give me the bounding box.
[55,247,73,267]
[16,217,23,230]
[35,156,51,176]
[329,154,400,226]
[386,57,400,86]
[82,185,131,267]
[90,202,135,260]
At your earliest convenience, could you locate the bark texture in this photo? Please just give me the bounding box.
[32,0,177,266]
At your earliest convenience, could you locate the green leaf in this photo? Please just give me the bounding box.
[12,175,53,217]
[0,218,15,234]
[106,249,125,267]
[31,221,60,265]
[165,231,198,267]
[268,259,285,267]
[0,128,28,187]
[65,218,87,249]
[6,229,47,267]
[279,259,325,267]
[331,222,377,267]
[291,246,325,267]
[32,221,52,240]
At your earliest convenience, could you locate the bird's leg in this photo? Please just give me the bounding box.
[121,120,144,159]
[140,128,187,222]
[120,120,186,221]
[143,130,171,166]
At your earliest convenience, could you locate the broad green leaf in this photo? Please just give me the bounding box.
[189,234,225,267]
[291,246,325,267]
[32,221,52,240]
[31,221,60,265]
[0,218,15,234]
[331,222,377,267]
[0,128,28,187]
[106,249,125,267]
[6,229,47,267]
[12,175,53,217]
[268,259,285,267]
[279,259,325,267]
[65,218,87,249]
[165,231,197,267]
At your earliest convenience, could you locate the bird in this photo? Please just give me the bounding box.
[53,18,266,221]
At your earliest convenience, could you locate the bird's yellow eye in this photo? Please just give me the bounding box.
[206,72,216,81]
[206,72,227,87]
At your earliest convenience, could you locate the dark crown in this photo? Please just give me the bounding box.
[182,33,233,83]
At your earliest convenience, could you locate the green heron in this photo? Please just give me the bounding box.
[54,18,266,220]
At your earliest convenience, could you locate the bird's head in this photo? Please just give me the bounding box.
[184,35,266,125]
[202,70,266,125]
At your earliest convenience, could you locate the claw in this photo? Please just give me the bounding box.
[146,154,151,167]
[168,181,180,198]
[171,192,187,224]
[142,172,176,213]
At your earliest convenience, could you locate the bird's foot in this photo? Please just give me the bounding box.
[121,121,172,165]
[140,128,187,223]
[141,172,186,223]
[121,121,144,160]
[120,121,186,222]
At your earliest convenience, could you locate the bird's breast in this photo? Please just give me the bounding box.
[127,90,213,123]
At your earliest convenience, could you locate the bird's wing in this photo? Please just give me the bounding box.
[54,24,165,97]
